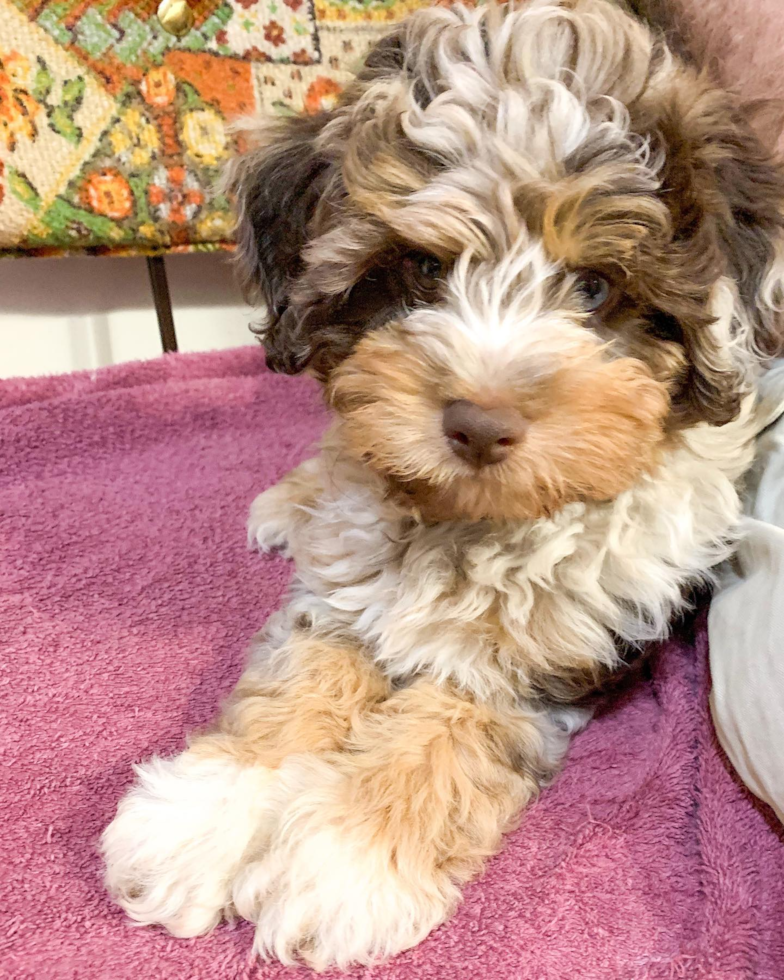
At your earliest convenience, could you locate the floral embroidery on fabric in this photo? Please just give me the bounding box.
[82,169,134,221]
[304,76,343,114]
[148,165,205,226]
[0,50,41,151]
[0,0,431,257]
[263,20,287,47]
[197,211,235,240]
[141,68,178,109]
[109,109,160,170]
[181,108,228,167]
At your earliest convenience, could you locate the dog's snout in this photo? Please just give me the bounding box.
[442,400,527,467]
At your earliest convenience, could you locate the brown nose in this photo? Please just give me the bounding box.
[442,400,527,467]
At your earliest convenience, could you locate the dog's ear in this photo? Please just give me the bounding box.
[225,29,415,375]
[651,80,784,425]
[226,113,336,374]
[357,27,408,82]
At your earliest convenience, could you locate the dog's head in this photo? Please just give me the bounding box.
[228,0,784,522]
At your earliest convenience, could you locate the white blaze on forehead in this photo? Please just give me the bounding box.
[404,239,594,391]
[402,82,610,177]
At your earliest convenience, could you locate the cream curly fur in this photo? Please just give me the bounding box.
[102,1,784,968]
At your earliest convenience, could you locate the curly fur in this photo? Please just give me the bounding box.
[103,1,784,968]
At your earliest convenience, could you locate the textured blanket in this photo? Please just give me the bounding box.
[2,348,784,980]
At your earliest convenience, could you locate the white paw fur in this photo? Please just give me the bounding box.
[247,458,320,555]
[103,752,451,967]
[101,752,279,937]
[247,487,293,554]
[232,758,457,970]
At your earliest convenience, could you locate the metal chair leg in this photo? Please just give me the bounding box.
[146,255,178,353]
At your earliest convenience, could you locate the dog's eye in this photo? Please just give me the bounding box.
[416,253,442,279]
[645,311,684,344]
[402,251,442,290]
[575,271,614,313]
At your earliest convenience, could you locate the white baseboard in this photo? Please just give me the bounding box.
[0,252,257,379]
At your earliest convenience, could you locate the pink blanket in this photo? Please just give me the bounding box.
[2,348,783,980]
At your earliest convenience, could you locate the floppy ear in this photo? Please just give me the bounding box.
[225,28,415,375]
[225,113,335,374]
[652,80,784,425]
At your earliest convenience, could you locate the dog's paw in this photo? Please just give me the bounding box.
[102,752,278,938]
[232,760,456,969]
[247,488,294,555]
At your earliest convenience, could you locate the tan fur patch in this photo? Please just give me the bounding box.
[541,171,672,274]
[191,642,561,949]
[322,681,546,887]
[329,325,671,522]
[194,634,390,767]
[344,152,428,219]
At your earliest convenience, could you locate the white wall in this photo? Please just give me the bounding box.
[0,252,257,379]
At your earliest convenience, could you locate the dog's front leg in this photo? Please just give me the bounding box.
[101,631,389,938]
[247,456,322,555]
[235,680,571,969]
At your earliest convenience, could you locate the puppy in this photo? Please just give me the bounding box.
[102,0,784,968]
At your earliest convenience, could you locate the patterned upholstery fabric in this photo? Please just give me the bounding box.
[0,0,427,257]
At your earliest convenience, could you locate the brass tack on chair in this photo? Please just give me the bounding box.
[157,0,195,37]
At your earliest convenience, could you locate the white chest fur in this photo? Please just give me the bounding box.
[251,403,758,702]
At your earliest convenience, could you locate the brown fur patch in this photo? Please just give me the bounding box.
[651,71,784,355]
[631,67,784,420]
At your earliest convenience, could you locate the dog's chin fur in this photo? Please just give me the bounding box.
[103,0,784,969]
